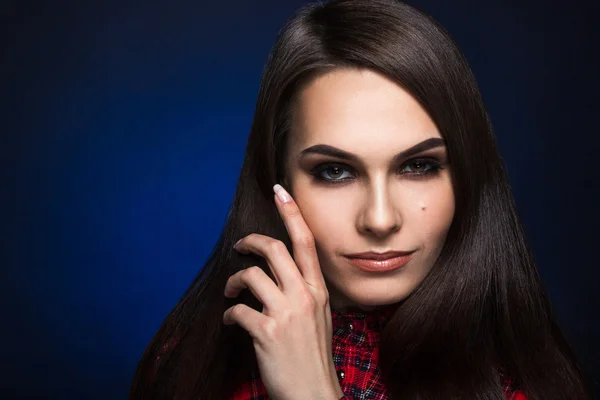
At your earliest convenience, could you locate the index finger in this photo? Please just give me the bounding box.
[273,184,326,289]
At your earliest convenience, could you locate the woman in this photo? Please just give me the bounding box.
[129,1,591,399]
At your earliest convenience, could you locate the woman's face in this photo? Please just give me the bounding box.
[285,68,455,311]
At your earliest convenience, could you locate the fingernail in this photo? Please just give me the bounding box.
[233,239,242,249]
[273,184,292,203]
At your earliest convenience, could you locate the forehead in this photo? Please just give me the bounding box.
[288,68,441,154]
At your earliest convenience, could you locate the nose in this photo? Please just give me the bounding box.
[357,182,401,238]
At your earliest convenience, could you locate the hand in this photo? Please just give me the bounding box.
[223,184,344,400]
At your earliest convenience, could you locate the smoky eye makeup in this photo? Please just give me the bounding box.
[306,153,448,185]
[308,162,356,183]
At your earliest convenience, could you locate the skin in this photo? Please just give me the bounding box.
[225,188,343,399]
[286,68,456,311]
[223,67,456,399]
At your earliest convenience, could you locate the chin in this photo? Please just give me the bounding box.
[349,291,410,307]
[322,257,429,310]
[330,281,417,310]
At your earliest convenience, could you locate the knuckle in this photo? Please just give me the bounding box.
[267,239,286,253]
[244,266,262,279]
[230,304,245,317]
[275,307,294,326]
[259,318,279,339]
[294,233,315,250]
[285,205,302,218]
[297,289,317,310]
[317,289,330,306]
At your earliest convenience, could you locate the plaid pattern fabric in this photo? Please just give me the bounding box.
[153,305,526,400]
[229,304,527,400]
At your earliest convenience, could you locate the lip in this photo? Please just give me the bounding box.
[344,251,415,273]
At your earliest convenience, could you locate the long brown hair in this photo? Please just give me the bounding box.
[129,1,591,398]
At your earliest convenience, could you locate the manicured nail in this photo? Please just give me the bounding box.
[273,184,292,203]
[233,239,242,249]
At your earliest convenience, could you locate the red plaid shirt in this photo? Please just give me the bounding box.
[229,305,527,400]
[154,305,526,400]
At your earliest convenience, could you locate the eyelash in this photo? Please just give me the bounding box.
[309,158,445,184]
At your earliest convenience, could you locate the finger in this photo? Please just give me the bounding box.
[224,266,285,311]
[272,184,326,288]
[234,233,304,292]
[223,303,273,340]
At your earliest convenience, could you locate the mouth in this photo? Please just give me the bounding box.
[343,250,415,273]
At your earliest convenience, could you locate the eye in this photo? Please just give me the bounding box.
[312,163,355,182]
[400,158,443,175]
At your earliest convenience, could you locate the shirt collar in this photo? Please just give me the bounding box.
[331,303,399,347]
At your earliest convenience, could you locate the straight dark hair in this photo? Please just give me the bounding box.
[130,1,591,399]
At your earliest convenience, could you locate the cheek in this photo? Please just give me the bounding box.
[294,190,356,249]
[293,178,455,251]
[411,183,455,245]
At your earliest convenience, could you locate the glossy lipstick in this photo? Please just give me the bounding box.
[344,251,415,273]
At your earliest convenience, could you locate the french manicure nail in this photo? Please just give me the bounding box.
[273,184,292,203]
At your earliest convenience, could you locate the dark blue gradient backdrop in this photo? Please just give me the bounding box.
[4,0,599,398]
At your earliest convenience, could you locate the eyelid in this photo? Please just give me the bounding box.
[309,161,356,174]
[310,155,443,172]
[309,152,447,178]
[402,156,443,165]
[400,157,443,172]
[309,162,357,183]
[404,155,444,166]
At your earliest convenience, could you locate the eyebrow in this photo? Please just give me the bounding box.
[298,137,446,164]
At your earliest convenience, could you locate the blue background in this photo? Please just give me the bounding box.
[3,0,599,398]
